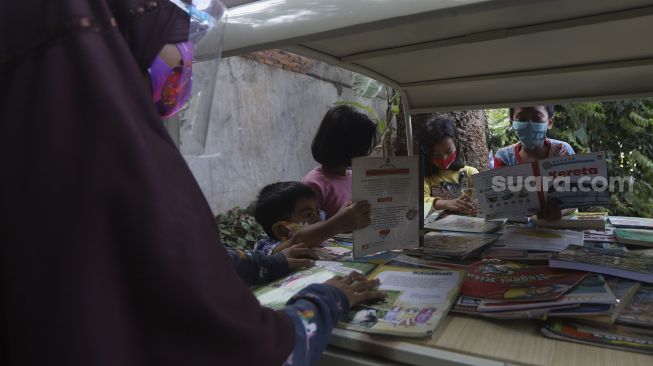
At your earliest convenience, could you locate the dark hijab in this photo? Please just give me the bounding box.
[1,1,293,365]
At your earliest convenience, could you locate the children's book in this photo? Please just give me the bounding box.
[550,245,653,284]
[390,253,470,270]
[451,296,577,319]
[460,259,587,301]
[254,261,377,310]
[477,275,616,312]
[574,277,641,325]
[538,212,607,230]
[492,227,584,252]
[351,156,421,259]
[403,231,499,260]
[541,320,653,355]
[340,265,464,337]
[472,152,609,219]
[584,227,618,243]
[609,216,653,230]
[254,262,464,338]
[481,248,553,263]
[615,228,653,247]
[424,214,503,233]
[582,241,627,253]
[617,286,653,328]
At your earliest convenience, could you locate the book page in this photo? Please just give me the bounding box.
[538,152,610,208]
[340,265,464,337]
[472,163,541,219]
[352,156,421,258]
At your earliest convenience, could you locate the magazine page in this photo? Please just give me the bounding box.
[254,261,377,310]
[472,163,541,219]
[537,152,610,209]
[340,265,464,337]
[618,285,653,328]
[550,245,653,283]
[352,156,421,258]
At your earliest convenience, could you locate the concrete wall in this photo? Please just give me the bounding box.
[182,52,387,215]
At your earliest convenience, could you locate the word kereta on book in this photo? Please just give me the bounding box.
[472,152,610,219]
[351,156,422,259]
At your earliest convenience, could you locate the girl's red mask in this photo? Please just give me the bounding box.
[431,151,457,170]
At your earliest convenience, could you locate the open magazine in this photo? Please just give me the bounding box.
[472,152,609,219]
[254,262,464,337]
[351,156,422,258]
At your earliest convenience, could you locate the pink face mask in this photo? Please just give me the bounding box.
[148,40,193,119]
[431,151,457,170]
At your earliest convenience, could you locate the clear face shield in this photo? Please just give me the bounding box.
[149,0,227,156]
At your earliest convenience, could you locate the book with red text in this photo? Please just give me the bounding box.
[472,152,609,219]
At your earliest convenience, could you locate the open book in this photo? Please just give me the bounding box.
[351,156,422,258]
[254,262,464,337]
[472,152,609,219]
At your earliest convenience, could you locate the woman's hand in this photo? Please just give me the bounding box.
[279,243,318,270]
[436,195,475,214]
[325,271,386,307]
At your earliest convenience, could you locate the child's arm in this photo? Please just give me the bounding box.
[273,201,371,253]
[227,245,317,285]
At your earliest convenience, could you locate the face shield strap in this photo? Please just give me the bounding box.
[157,0,227,156]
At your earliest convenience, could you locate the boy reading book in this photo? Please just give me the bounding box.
[254,181,371,254]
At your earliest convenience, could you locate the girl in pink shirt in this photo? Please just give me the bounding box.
[303,105,378,219]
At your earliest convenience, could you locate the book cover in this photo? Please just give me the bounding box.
[254,261,377,310]
[538,212,607,230]
[424,214,503,233]
[615,228,653,247]
[542,320,653,355]
[584,227,618,243]
[550,245,653,284]
[609,216,653,229]
[473,152,609,219]
[477,275,616,312]
[451,296,576,319]
[617,286,653,328]
[352,156,421,258]
[403,231,499,259]
[492,227,584,252]
[460,259,588,301]
[339,265,464,337]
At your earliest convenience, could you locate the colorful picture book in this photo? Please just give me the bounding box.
[424,214,503,233]
[254,262,464,337]
[340,265,464,337]
[617,286,653,328]
[615,228,653,247]
[460,259,587,301]
[473,152,609,219]
[550,245,653,284]
[538,212,607,230]
[492,227,584,252]
[541,320,653,355]
[403,231,498,260]
[351,156,421,258]
[609,216,653,230]
[451,295,576,320]
[584,227,618,243]
[477,275,615,313]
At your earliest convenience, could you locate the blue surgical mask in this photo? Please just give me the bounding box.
[511,121,548,149]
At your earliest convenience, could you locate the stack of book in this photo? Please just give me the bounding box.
[451,259,595,319]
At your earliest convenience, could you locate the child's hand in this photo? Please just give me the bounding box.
[280,243,318,270]
[437,195,475,213]
[325,271,386,307]
[332,201,372,232]
[538,200,563,221]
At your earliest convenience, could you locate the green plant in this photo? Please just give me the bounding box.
[215,205,265,250]
[486,108,517,152]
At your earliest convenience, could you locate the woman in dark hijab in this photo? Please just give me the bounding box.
[0,1,383,365]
